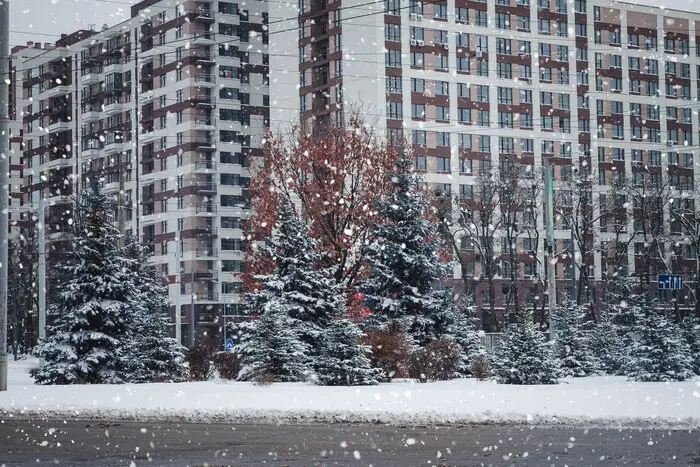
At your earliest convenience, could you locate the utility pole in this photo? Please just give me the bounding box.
[543,159,557,341]
[173,230,181,345]
[38,193,46,346]
[190,266,195,347]
[0,0,10,392]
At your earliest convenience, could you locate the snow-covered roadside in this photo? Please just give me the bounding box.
[1,359,699,428]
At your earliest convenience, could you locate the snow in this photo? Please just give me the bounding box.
[2,359,699,428]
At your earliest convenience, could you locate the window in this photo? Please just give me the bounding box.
[410,27,424,41]
[411,78,425,93]
[434,53,448,70]
[519,40,531,54]
[476,85,489,102]
[437,157,450,172]
[411,53,424,67]
[517,15,530,31]
[538,18,550,34]
[385,23,401,41]
[458,134,472,150]
[478,135,490,152]
[496,13,510,29]
[477,110,489,126]
[460,158,472,173]
[520,89,532,103]
[475,10,487,26]
[385,50,401,67]
[498,87,513,104]
[499,112,513,128]
[414,155,427,170]
[412,103,426,119]
[433,3,447,19]
[458,108,471,123]
[412,130,426,145]
[435,106,449,121]
[386,101,403,119]
[497,38,511,55]
[386,76,402,93]
[456,7,468,22]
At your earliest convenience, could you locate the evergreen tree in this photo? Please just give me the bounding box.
[553,298,601,377]
[586,311,628,375]
[315,317,382,386]
[446,295,485,376]
[237,298,312,382]
[31,184,137,384]
[491,310,559,384]
[122,239,187,383]
[247,201,339,351]
[358,156,447,346]
[681,316,700,375]
[238,200,343,381]
[625,311,695,382]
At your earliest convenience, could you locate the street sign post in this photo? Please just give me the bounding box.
[225,339,233,351]
[658,274,683,290]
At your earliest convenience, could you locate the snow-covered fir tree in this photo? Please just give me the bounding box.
[358,155,448,346]
[238,199,345,381]
[122,238,187,383]
[315,317,382,386]
[586,311,628,375]
[237,298,312,382]
[247,200,340,351]
[553,298,601,377]
[625,310,695,382]
[31,183,137,384]
[491,310,559,384]
[446,295,485,376]
[681,316,700,375]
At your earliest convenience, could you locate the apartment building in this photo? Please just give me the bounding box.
[272,0,700,322]
[19,0,269,345]
[8,42,52,237]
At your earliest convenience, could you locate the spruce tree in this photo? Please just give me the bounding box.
[358,155,447,346]
[681,316,700,375]
[122,239,187,383]
[315,317,382,386]
[31,184,137,384]
[586,311,627,375]
[238,200,341,381]
[491,310,559,384]
[553,298,601,377]
[625,311,695,382]
[446,295,485,376]
[237,298,312,382]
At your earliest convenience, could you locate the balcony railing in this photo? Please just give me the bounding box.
[195,160,216,170]
[195,182,217,192]
[196,247,218,257]
[196,203,217,214]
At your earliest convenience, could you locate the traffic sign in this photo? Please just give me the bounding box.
[658,274,683,290]
[224,339,234,351]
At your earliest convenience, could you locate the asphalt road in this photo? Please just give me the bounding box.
[0,419,698,466]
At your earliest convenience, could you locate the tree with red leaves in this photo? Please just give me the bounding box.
[245,116,398,292]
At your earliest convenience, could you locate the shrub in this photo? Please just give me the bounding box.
[408,339,462,382]
[362,329,410,380]
[470,354,490,381]
[186,344,214,381]
[213,351,242,380]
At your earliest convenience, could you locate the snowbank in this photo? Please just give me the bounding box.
[2,359,699,428]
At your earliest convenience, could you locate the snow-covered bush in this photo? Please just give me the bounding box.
[213,351,242,380]
[470,354,490,381]
[186,344,214,381]
[408,339,462,382]
[362,329,411,380]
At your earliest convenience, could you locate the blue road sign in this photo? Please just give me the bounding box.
[225,339,234,351]
[658,274,683,290]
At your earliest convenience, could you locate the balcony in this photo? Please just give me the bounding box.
[82,141,102,158]
[46,84,71,99]
[48,120,71,134]
[139,47,155,63]
[81,110,100,123]
[195,160,216,171]
[104,101,129,115]
[196,247,218,258]
[194,118,216,130]
[197,269,219,281]
[194,51,216,67]
[47,156,72,171]
[139,90,155,104]
[193,33,215,45]
[104,62,123,75]
[196,138,216,151]
[194,96,216,108]
[194,8,215,23]
[195,225,218,236]
[140,129,160,143]
[195,203,217,214]
[81,72,100,85]
[195,181,217,194]
[194,73,216,87]
[103,180,121,193]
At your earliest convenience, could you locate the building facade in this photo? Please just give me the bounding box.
[18,0,269,345]
[272,0,700,324]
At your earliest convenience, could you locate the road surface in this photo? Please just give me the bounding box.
[1,419,698,466]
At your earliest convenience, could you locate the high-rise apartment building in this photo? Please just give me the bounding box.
[18,0,269,345]
[272,0,700,324]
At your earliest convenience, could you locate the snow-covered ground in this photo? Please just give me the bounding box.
[1,359,699,428]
